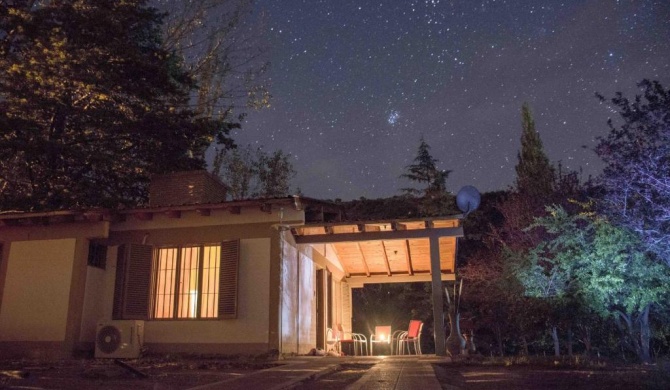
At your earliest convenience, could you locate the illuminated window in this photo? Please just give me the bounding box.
[152,245,221,319]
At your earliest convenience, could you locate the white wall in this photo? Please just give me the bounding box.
[79,265,107,342]
[279,232,317,354]
[143,238,271,345]
[0,239,76,341]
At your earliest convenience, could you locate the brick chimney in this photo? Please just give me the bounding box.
[149,171,228,207]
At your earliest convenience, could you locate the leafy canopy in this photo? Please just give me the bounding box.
[521,205,669,318]
[595,80,670,266]
[0,0,235,210]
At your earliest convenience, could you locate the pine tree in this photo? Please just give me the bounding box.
[515,103,555,197]
[400,137,453,216]
[401,137,451,197]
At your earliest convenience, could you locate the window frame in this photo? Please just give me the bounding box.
[113,240,239,321]
[151,243,222,320]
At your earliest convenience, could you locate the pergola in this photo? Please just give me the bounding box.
[291,215,463,356]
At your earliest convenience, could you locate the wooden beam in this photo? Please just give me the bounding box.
[404,240,414,276]
[330,244,350,278]
[381,241,392,276]
[357,243,371,277]
[294,226,463,244]
[346,273,455,288]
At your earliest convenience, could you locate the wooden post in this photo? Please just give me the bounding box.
[430,234,446,356]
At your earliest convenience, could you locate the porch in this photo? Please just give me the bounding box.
[291,216,463,357]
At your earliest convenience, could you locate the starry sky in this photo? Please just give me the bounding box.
[230,0,670,201]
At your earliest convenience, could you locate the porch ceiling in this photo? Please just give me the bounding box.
[291,216,463,287]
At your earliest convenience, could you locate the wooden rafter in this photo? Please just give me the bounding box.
[329,244,350,278]
[380,241,392,276]
[404,240,414,275]
[356,243,371,277]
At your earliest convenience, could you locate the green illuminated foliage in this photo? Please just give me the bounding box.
[521,205,670,362]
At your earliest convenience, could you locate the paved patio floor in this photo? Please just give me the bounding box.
[187,355,450,390]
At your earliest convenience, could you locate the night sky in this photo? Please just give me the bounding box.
[231,0,670,201]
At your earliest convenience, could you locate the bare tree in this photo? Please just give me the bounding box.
[152,0,270,121]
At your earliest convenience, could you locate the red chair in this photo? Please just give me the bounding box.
[398,320,423,355]
[369,325,392,355]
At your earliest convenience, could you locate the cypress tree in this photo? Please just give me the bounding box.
[515,103,555,197]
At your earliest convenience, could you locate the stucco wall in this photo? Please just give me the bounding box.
[0,239,76,341]
[142,238,271,346]
[280,233,299,354]
[280,232,316,355]
[79,265,108,343]
[299,250,315,353]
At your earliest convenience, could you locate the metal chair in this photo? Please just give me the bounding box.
[391,329,407,355]
[398,320,423,355]
[369,325,392,355]
[337,324,368,356]
[326,327,340,354]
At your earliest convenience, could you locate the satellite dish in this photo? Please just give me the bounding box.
[456,185,481,216]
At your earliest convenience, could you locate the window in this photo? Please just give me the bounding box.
[152,245,221,319]
[113,241,239,321]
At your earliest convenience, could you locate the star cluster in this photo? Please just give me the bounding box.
[233,0,670,200]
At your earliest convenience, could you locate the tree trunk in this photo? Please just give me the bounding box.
[520,335,529,356]
[577,324,591,356]
[551,326,560,357]
[615,306,652,363]
[495,325,504,357]
[567,326,573,357]
[637,305,651,363]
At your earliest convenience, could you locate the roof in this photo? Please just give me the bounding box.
[291,216,463,287]
[0,196,343,227]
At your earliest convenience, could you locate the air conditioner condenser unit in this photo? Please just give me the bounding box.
[95,320,144,359]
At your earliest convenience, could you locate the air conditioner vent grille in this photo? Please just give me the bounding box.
[97,325,122,354]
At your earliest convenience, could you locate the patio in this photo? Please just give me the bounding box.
[292,216,464,356]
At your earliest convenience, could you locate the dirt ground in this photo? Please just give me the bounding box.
[3,357,669,390]
[0,358,278,390]
[433,362,670,390]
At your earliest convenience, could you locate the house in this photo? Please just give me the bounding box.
[0,171,463,358]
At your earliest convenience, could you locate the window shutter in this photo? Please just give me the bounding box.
[119,244,153,320]
[218,240,240,319]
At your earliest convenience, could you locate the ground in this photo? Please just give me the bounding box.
[295,363,374,389]
[0,357,278,390]
[433,361,670,390]
[2,356,669,390]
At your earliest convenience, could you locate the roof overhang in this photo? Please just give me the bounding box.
[291,216,463,287]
